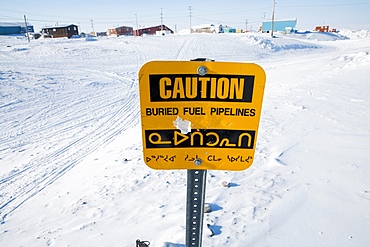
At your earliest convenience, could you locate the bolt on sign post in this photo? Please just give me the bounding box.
[138,60,266,247]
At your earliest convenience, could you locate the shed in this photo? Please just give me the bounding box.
[107,26,133,36]
[0,22,34,35]
[134,25,173,36]
[262,19,297,33]
[96,32,108,37]
[41,24,79,38]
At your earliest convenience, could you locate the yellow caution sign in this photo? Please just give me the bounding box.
[138,60,266,170]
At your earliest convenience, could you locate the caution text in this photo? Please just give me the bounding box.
[149,74,255,102]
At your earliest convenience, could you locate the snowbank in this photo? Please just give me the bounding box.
[0,33,369,247]
[241,33,320,51]
[339,29,370,39]
[293,31,349,41]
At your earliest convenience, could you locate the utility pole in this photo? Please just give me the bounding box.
[160,8,163,33]
[24,15,30,42]
[90,19,95,34]
[271,0,276,38]
[188,6,192,34]
[135,14,139,36]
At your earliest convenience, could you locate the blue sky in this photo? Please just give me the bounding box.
[1,0,370,32]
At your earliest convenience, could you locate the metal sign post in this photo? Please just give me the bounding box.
[186,169,207,247]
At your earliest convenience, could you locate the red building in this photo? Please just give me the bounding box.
[107,26,133,36]
[314,25,329,32]
[134,25,174,36]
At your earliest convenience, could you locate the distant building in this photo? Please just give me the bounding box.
[223,26,237,33]
[41,24,79,38]
[314,25,329,32]
[107,26,133,36]
[191,24,223,34]
[96,32,108,37]
[0,22,34,35]
[262,19,297,33]
[314,25,337,33]
[134,25,173,36]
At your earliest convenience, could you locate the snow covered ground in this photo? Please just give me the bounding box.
[0,30,369,246]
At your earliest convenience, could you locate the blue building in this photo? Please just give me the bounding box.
[223,26,237,33]
[262,19,297,33]
[0,22,34,35]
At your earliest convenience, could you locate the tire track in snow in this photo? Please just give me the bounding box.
[174,36,196,60]
[173,35,214,60]
[0,75,140,223]
[0,70,131,150]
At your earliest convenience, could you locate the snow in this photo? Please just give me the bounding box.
[339,29,370,40]
[1,31,369,246]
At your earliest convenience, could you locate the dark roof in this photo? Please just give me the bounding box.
[42,24,78,29]
[137,25,172,31]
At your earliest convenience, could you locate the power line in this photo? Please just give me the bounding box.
[2,2,369,32]
[278,1,370,8]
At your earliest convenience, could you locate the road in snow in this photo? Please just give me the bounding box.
[0,32,369,246]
